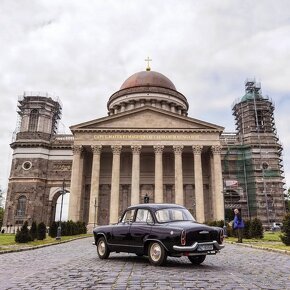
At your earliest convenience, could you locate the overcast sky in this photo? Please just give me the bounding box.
[1,0,290,196]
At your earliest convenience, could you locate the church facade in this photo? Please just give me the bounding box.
[3,68,286,232]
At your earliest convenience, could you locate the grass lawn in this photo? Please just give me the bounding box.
[0,234,92,251]
[226,231,290,252]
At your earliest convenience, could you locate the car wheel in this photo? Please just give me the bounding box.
[148,242,167,266]
[96,237,110,259]
[188,255,206,265]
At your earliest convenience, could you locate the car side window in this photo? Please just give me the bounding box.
[121,209,135,223]
[155,209,170,222]
[135,209,153,223]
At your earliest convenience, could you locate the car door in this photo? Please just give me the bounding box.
[130,209,153,250]
[111,209,135,250]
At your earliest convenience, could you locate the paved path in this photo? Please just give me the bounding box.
[0,237,289,289]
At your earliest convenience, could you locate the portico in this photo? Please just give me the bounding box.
[68,69,224,229]
[69,111,224,228]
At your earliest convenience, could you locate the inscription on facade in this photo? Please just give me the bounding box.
[93,134,200,141]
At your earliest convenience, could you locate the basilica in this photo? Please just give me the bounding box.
[3,65,286,232]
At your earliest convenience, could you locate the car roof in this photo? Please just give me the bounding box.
[127,203,185,211]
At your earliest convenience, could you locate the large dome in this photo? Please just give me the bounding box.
[120,71,177,91]
[107,70,188,116]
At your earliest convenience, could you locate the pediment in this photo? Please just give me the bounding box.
[70,106,223,132]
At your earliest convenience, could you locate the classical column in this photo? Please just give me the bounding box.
[193,145,205,223]
[211,145,224,220]
[173,145,184,205]
[154,145,164,203]
[110,145,122,224]
[131,145,142,205]
[88,145,102,231]
[68,145,83,221]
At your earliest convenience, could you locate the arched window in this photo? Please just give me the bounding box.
[16,195,27,217]
[28,109,39,132]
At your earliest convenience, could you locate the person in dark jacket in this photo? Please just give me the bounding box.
[233,208,244,243]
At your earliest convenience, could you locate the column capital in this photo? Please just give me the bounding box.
[173,145,184,155]
[91,145,102,155]
[111,145,122,155]
[211,145,222,154]
[153,145,164,154]
[131,145,142,154]
[72,145,83,155]
[192,145,203,155]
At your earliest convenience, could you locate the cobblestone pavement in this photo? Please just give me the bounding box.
[0,237,289,289]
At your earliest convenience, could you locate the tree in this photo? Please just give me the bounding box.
[249,218,264,239]
[0,188,5,230]
[0,208,4,230]
[37,222,47,240]
[49,221,58,238]
[30,221,37,240]
[15,221,32,243]
[280,213,290,246]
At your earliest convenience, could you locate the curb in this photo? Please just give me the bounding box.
[226,241,290,255]
[0,236,92,255]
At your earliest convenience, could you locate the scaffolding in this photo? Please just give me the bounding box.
[221,79,286,225]
[15,92,62,139]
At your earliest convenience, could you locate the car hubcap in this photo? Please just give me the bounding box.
[150,243,161,262]
[98,240,106,256]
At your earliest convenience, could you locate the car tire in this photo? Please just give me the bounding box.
[148,242,167,266]
[188,255,206,265]
[96,237,110,259]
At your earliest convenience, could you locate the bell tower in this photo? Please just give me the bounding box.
[232,79,285,226]
[15,92,62,142]
[3,92,63,229]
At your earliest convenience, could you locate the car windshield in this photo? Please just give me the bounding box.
[155,208,195,223]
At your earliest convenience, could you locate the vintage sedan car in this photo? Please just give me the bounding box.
[93,203,224,266]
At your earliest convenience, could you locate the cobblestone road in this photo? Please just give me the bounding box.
[0,237,289,289]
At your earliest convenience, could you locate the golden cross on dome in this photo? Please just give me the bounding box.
[145,57,152,71]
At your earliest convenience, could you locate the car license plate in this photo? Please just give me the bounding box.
[197,244,213,251]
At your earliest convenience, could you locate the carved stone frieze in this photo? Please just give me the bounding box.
[53,162,72,171]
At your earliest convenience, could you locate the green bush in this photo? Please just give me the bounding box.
[50,220,87,237]
[49,221,58,238]
[249,218,264,239]
[37,222,47,240]
[15,221,32,243]
[243,220,251,239]
[30,221,37,241]
[280,213,290,246]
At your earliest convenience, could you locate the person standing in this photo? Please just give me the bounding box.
[233,208,244,243]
